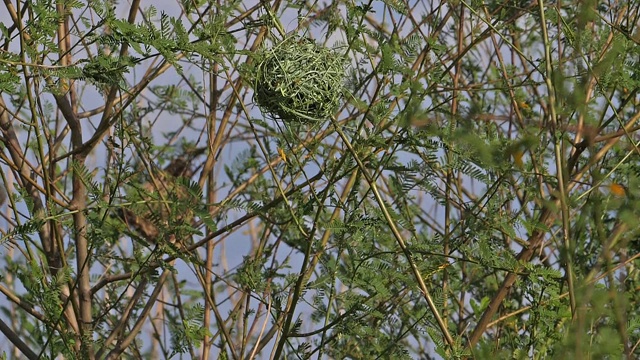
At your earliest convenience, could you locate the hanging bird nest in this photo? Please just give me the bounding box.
[253,35,346,123]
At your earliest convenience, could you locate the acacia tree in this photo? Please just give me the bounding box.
[1,0,640,359]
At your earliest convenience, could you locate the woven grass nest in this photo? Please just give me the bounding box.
[253,35,346,123]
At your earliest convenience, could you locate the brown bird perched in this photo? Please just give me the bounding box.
[119,147,205,252]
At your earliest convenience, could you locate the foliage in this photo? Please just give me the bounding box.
[0,0,639,359]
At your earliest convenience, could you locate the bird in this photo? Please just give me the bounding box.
[118,147,205,253]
